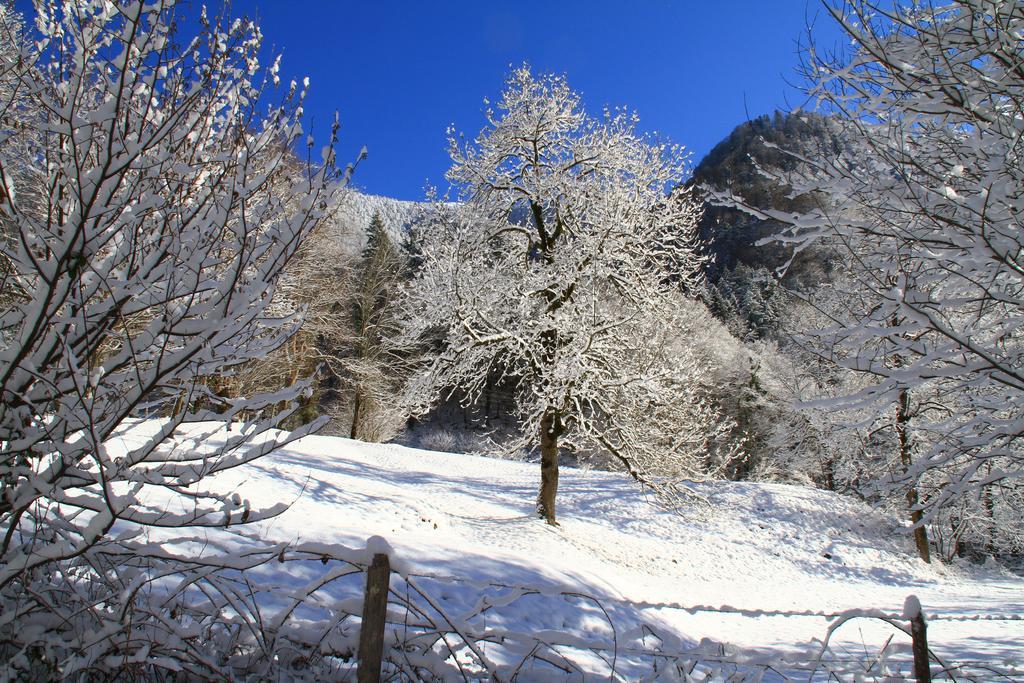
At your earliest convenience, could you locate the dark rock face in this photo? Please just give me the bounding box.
[690,111,851,291]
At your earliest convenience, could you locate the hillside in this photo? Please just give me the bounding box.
[333,190,429,245]
[112,422,1024,680]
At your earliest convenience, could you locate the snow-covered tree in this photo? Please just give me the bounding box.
[704,264,791,341]
[193,151,345,431]
[224,196,416,443]
[399,66,732,525]
[0,3,44,304]
[720,0,1024,558]
[0,0,340,674]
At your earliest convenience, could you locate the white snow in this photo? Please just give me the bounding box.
[902,594,922,620]
[110,423,1024,679]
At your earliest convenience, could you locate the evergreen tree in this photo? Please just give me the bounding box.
[345,212,408,441]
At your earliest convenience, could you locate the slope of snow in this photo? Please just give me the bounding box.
[332,189,429,244]
[111,424,1024,679]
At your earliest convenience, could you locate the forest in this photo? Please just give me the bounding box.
[0,0,1022,680]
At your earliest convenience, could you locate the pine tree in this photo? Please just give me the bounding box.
[345,212,407,441]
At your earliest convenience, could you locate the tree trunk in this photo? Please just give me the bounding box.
[350,390,362,440]
[897,388,931,563]
[484,370,492,428]
[538,408,561,526]
[820,454,836,491]
[983,461,996,555]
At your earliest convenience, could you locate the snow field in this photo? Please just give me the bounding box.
[111,424,1024,679]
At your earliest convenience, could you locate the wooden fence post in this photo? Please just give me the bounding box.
[906,595,931,682]
[357,553,391,683]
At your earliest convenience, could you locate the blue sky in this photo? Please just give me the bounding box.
[17,1,847,201]
[220,1,849,200]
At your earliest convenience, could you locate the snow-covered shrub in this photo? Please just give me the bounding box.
[408,425,498,455]
[0,1,342,675]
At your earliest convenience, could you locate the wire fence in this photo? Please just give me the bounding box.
[130,533,1018,681]
[397,568,1024,622]
[335,549,1024,682]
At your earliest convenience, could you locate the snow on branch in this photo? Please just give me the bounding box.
[0,0,341,675]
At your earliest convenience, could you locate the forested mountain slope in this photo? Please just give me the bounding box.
[690,111,852,290]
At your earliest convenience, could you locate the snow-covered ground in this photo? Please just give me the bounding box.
[113,424,1023,680]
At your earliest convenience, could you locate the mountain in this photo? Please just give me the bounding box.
[333,190,429,244]
[690,111,851,290]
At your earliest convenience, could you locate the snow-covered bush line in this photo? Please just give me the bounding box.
[2,522,892,680]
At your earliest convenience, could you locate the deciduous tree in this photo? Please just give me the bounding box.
[720,0,1024,558]
[0,0,340,673]
[399,66,732,525]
